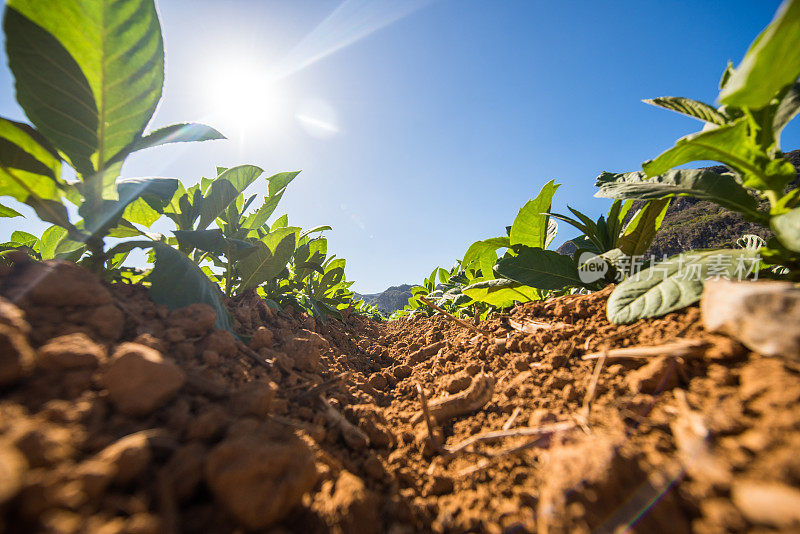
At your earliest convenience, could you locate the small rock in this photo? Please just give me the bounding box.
[231,381,277,418]
[164,442,206,502]
[0,323,35,386]
[366,373,387,390]
[0,297,30,335]
[732,479,800,528]
[84,303,124,340]
[423,474,454,496]
[702,279,800,360]
[0,441,26,504]
[203,330,237,358]
[363,454,385,480]
[250,327,274,351]
[124,513,162,534]
[102,343,185,416]
[166,303,217,337]
[315,471,380,534]
[444,372,471,394]
[97,431,153,485]
[626,356,681,394]
[205,430,318,529]
[393,364,412,380]
[283,330,329,372]
[36,333,105,371]
[185,404,229,442]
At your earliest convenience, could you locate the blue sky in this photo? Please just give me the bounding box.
[2,0,799,293]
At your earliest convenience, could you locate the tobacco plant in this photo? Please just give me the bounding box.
[596,0,800,323]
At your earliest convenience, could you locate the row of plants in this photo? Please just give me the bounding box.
[397,0,800,324]
[0,0,383,332]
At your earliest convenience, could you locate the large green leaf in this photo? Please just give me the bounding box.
[595,168,765,223]
[771,206,800,252]
[510,180,559,249]
[616,199,671,256]
[198,165,263,230]
[496,246,582,290]
[643,119,796,192]
[0,119,65,205]
[5,0,165,193]
[3,6,96,175]
[643,96,727,125]
[462,237,509,279]
[607,249,759,324]
[238,227,299,290]
[146,242,234,332]
[720,0,800,108]
[108,122,225,165]
[463,278,539,308]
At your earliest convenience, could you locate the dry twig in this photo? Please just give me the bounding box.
[445,421,575,457]
[507,318,566,334]
[502,406,522,430]
[416,383,444,450]
[581,338,708,361]
[578,350,607,424]
[319,396,369,450]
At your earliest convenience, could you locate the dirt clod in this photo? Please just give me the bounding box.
[102,343,185,416]
[205,427,318,529]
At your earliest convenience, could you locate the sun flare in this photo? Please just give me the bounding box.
[203,57,285,133]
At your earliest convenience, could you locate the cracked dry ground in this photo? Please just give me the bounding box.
[2,260,800,533]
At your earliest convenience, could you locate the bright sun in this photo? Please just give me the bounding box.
[204,57,285,134]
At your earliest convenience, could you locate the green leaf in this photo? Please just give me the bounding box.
[617,199,671,256]
[643,119,796,193]
[174,229,254,256]
[496,246,582,290]
[271,214,289,230]
[198,165,263,230]
[107,219,146,238]
[26,197,72,229]
[38,225,67,259]
[463,278,539,308]
[462,237,509,279]
[3,6,97,175]
[108,123,225,165]
[0,118,62,180]
[607,249,759,324]
[299,225,333,238]
[595,168,765,223]
[10,230,37,249]
[510,180,560,249]
[238,227,299,290]
[5,0,166,190]
[771,206,800,252]
[122,198,161,227]
[773,83,800,139]
[0,203,22,218]
[146,242,234,332]
[720,0,800,108]
[643,96,728,125]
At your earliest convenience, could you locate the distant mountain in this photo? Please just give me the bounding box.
[355,284,413,314]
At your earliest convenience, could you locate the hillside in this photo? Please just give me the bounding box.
[355,284,413,314]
